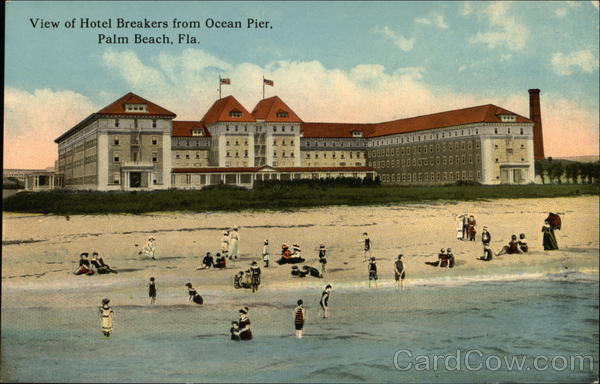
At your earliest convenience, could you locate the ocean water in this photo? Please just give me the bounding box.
[2,275,599,383]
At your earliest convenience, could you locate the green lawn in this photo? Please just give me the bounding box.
[3,183,597,215]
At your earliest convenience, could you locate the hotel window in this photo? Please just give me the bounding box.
[227,140,230,146]
[520,128,524,135]
[424,158,428,166]
[273,150,277,157]
[476,155,480,163]
[424,173,429,182]
[152,136,157,145]
[291,152,294,157]
[196,153,200,159]
[235,151,239,158]
[186,175,191,184]
[461,155,465,164]
[176,154,180,159]
[244,150,248,158]
[113,135,120,145]
[477,171,481,180]
[235,140,239,146]
[494,128,498,134]
[315,153,319,159]
[424,146,428,154]
[443,156,447,165]
[113,152,120,162]
[469,171,473,180]
[449,156,453,165]
[113,173,120,184]
[229,110,243,118]
[508,128,511,134]
[436,156,440,165]
[114,119,120,128]
[152,152,158,162]
[412,158,416,166]
[495,158,499,163]
[469,155,473,164]
[186,154,190,159]
[152,119,157,128]
[495,144,499,149]
[462,171,467,180]
[456,171,460,180]
[226,151,231,158]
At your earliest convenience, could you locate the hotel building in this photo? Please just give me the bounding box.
[54,89,544,190]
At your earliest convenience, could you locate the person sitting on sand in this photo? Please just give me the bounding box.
[245,269,253,288]
[292,243,302,259]
[199,252,214,270]
[238,307,253,341]
[394,254,406,290]
[91,252,117,274]
[318,245,327,273]
[185,283,203,305]
[139,237,157,260]
[542,220,559,251]
[214,253,227,269]
[234,271,246,289]
[74,253,94,275]
[496,235,522,256]
[291,265,307,278]
[230,321,241,341]
[368,257,378,287]
[478,244,494,261]
[282,244,292,259]
[518,233,528,253]
[425,249,449,268]
[302,265,323,278]
[278,244,305,265]
[447,248,455,268]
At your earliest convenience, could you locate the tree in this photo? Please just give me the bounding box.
[535,160,546,184]
[580,163,594,184]
[565,163,580,184]
[549,162,564,184]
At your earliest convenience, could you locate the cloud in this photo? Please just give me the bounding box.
[500,54,513,61]
[4,88,99,169]
[461,1,474,16]
[554,7,568,17]
[458,65,467,72]
[415,14,448,29]
[377,26,415,52]
[551,49,598,75]
[470,2,529,51]
[5,48,598,169]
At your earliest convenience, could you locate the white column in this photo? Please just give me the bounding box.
[162,126,172,189]
[480,137,496,185]
[527,135,535,183]
[247,133,255,167]
[294,130,301,167]
[97,133,109,190]
[265,133,273,166]
[218,135,227,167]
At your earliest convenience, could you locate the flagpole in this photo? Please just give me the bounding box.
[262,76,265,100]
[219,75,222,99]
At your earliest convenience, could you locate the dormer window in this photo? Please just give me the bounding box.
[499,114,516,122]
[276,110,289,118]
[192,130,204,136]
[229,109,243,118]
[125,104,148,113]
[352,131,363,138]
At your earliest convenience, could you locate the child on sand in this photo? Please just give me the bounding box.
[148,277,157,304]
[294,300,306,339]
[368,257,378,287]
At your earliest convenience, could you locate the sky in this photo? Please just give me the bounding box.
[4,0,600,169]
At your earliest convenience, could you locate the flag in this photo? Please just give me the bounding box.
[263,78,274,86]
[220,78,231,85]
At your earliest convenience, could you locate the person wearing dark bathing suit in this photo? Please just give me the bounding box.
[230,321,241,341]
[518,233,528,253]
[362,233,372,262]
[74,253,94,275]
[302,265,323,278]
[294,299,306,339]
[148,277,157,304]
[481,227,491,246]
[478,244,494,261]
[318,244,327,273]
[199,252,214,270]
[394,254,406,290]
[238,307,252,341]
[496,235,522,256]
[185,283,203,305]
[291,266,307,277]
[250,261,261,292]
[320,285,332,318]
[447,248,455,268]
[368,257,378,287]
[426,249,448,268]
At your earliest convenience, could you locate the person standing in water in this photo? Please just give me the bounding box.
[294,299,306,339]
[320,285,332,318]
[362,232,372,262]
[238,307,253,341]
[394,254,406,290]
[318,244,328,274]
[368,257,378,287]
[98,298,115,337]
[148,277,157,304]
[262,240,270,268]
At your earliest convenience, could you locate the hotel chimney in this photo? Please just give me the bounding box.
[528,89,545,160]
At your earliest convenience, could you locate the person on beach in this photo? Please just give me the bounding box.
[546,213,562,231]
[362,233,372,261]
[447,248,455,268]
[292,243,302,260]
[518,233,528,253]
[481,226,491,246]
[394,254,406,290]
[542,220,559,250]
[148,277,157,304]
[468,215,477,241]
[185,283,203,305]
[250,261,261,292]
[214,253,227,269]
[496,235,522,256]
[74,253,94,275]
[320,285,332,318]
[98,298,115,337]
[291,265,307,277]
[228,227,240,261]
[220,231,230,259]
[294,300,306,339]
[368,257,378,287]
[139,237,157,260]
[318,244,327,273]
[245,269,253,287]
[238,307,253,341]
[199,252,214,270]
[478,244,494,261]
[262,240,270,268]
[91,252,117,274]
[425,249,449,268]
[302,265,323,278]
[230,321,241,341]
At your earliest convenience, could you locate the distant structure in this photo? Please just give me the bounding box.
[528,89,545,160]
[53,89,542,190]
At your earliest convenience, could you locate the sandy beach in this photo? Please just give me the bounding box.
[2,196,598,307]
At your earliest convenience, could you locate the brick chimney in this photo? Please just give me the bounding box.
[528,89,545,160]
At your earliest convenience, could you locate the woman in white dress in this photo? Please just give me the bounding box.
[99,298,115,337]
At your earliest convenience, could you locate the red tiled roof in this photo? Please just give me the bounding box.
[300,123,376,138]
[201,95,256,125]
[371,104,532,137]
[251,96,303,122]
[172,121,211,137]
[173,166,376,173]
[97,92,176,117]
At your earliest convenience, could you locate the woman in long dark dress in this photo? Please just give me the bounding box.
[542,220,559,250]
